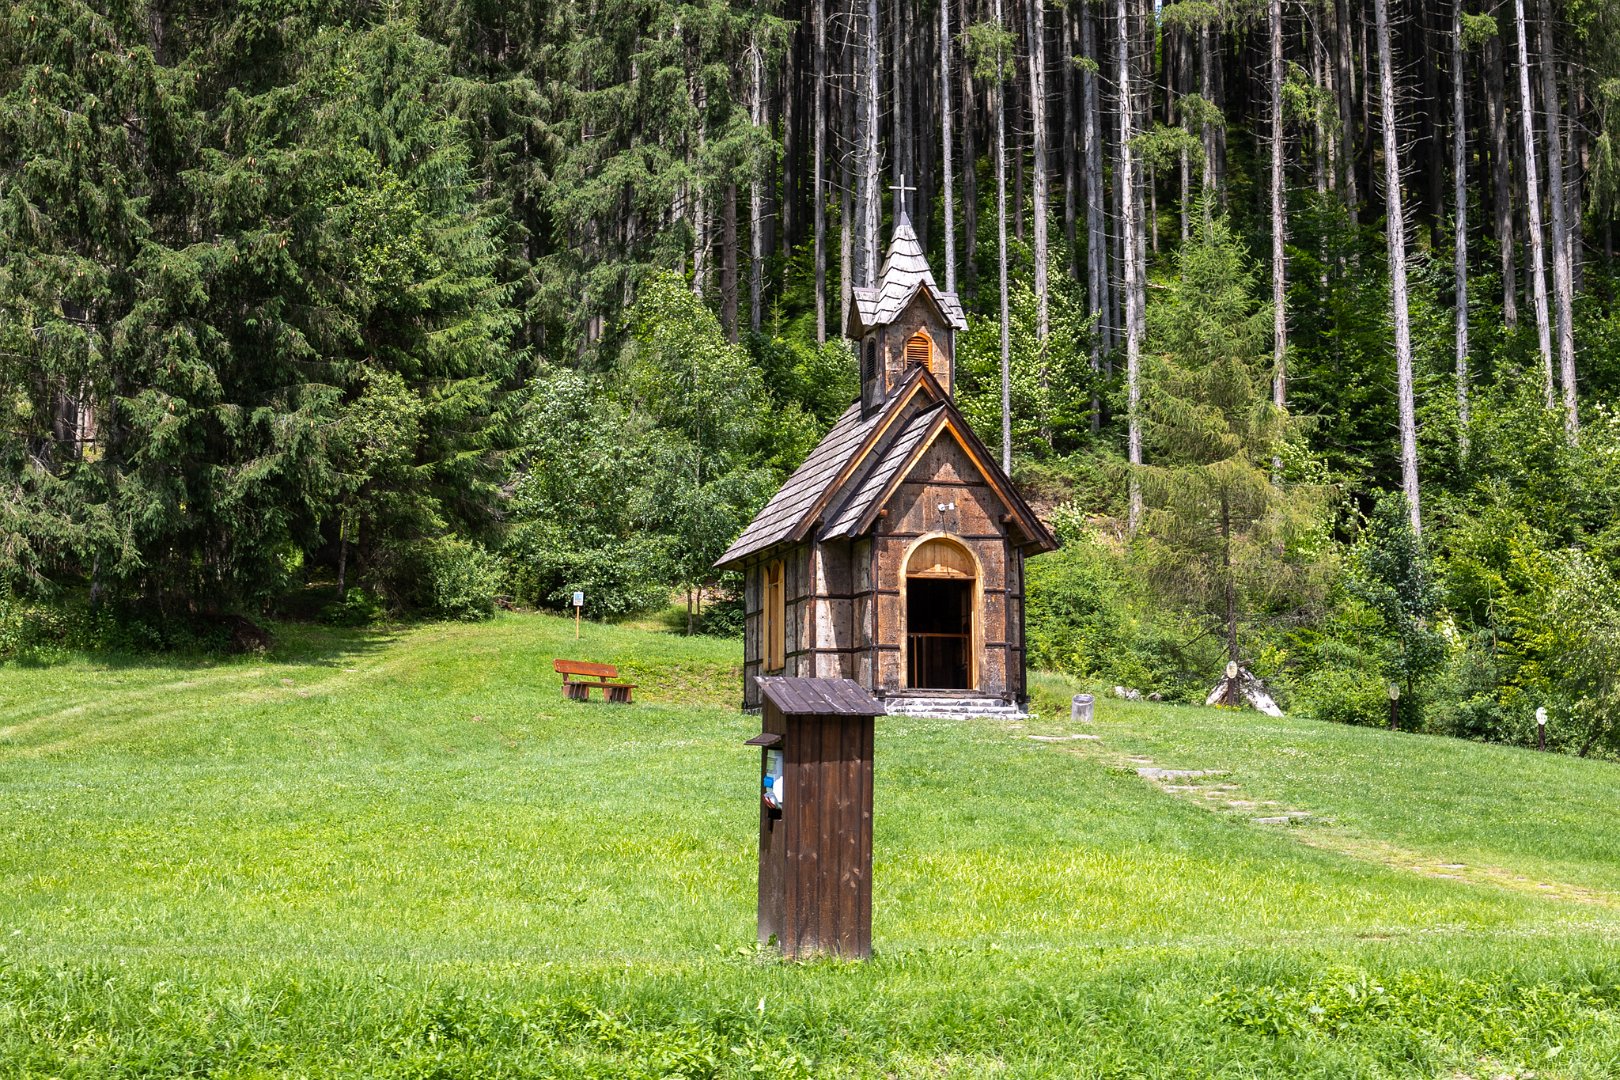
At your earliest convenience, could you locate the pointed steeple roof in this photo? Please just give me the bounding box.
[847,212,967,336]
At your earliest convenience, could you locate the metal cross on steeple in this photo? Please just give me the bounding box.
[890,173,917,218]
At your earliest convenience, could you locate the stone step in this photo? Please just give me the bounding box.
[883,698,1028,720]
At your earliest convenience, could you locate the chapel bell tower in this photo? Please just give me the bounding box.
[846,206,968,417]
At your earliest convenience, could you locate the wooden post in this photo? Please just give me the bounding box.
[573,591,584,639]
[1388,682,1401,731]
[1537,706,1548,751]
[750,677,879,960]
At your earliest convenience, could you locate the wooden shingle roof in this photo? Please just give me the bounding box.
[847,213,967,337]
[715,367,1057,569]
[712,399,886,566]
[757,676,883,716]
[820,404,945,537]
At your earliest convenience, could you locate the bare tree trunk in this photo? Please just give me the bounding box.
[692,71,709,298]
[1180,145,1191,243]
[1027,0,1050,443]
[1028,0,1048,338]
[892,0,906,192]
[815,0,828,342]
[1374,0,1422,535]
[749,36,766,335]
[842,18,855,330]
[1538,0,1578,440]
[1335,0,1359,224]
[841,179,853,328]
[1063,5,1078,278]
[860,0,882,285]
[1082,0,1105,431]
[1120,0,1142,532]
[1222,495,1238,667]
[959,0,978,281]
[722,182,739,339]
[1453,0,1471,457]
[337,514,350,601]
[1486,19,1517,327]
[941,0,957,293]
[1200,19,1217,200]
[1513,0,1555,406]
[1148,163,1158,253]
[1569,58,1587,293]
[1270,0,1288,418]
[996,0,1013,474]
[1314,4,1331,197]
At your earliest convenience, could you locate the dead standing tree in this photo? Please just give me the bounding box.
[1373,0,1422,535]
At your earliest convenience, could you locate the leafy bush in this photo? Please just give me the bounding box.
[505,520,670,620]
[0,599,77,663]
[321,588,387,627]
[1292,665,1392,728]
[1026,526,1225,701]
[1025,531,1129,680]
[0,597,268,660]
[409,538,502,621]
[692,579,745,637]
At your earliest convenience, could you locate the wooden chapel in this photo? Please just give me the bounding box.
[715,212,1057,716]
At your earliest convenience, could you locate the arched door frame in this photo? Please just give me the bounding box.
[899,532,983,691]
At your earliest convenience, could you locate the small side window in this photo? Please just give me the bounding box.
[764,560,785,672]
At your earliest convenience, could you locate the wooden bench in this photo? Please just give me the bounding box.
[554,659,637,703]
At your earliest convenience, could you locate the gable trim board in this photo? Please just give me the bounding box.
[715,368,1055,571]
[715,368,935,568]
[827,407,1050,547]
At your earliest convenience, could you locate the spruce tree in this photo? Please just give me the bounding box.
[1135,216,1328,669]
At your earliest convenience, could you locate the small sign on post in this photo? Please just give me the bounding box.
[1536,706,1548,751]
[573,591,584,639]
[1388,682,1401,731]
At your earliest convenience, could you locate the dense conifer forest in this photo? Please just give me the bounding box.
[4,0,1620,750]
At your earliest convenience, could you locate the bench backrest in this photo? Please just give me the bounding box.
[554,658,619,680]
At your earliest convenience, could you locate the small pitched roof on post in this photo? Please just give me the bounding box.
[757,676,884,716]
[847,212,967,337]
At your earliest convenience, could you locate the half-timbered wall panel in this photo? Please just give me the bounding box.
[742,560,763,708]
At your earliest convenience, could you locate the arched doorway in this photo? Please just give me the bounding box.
[904,537,976,690]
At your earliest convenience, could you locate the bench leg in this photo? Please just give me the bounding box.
[563,682,588,702]
[606,686,632,704]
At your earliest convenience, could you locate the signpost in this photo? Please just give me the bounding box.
[1537,706,1548,751]
[573,591,584,639]
[1388,682,1401,731]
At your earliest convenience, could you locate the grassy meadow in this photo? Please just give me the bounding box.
[3,613,1620,1076]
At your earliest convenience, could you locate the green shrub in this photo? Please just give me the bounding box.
[503,521,670,620]
[409,538,502,621]
[0,599,75,663]
[321,588,387,627]
[1025,534,1128,681]
[1293,665,1393,728]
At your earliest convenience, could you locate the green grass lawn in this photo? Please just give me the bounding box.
[3,614,1620,1077]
